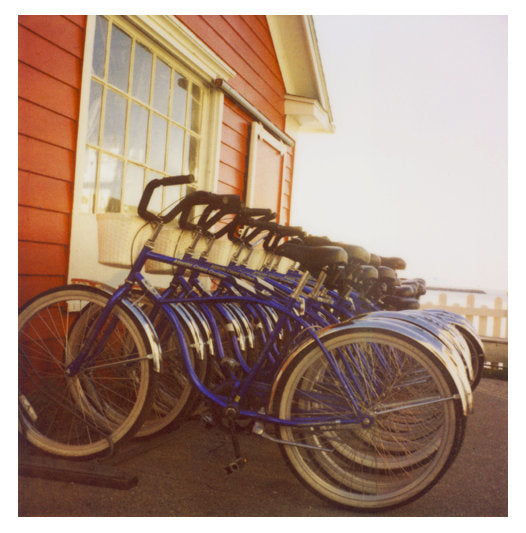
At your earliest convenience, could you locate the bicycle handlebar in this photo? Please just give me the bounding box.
[137,175,242,236]
[237,219,305,251]
[137,175,195,223]
[215,206,276,241]
[178,191,242,235]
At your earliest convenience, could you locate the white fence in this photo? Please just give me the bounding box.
[420,291,508,367]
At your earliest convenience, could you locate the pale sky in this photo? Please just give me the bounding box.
[291,15,508,291]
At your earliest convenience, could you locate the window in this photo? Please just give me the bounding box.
[80,16,205,217]
[68,15,234,286]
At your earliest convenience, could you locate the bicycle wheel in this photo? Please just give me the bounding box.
[18,285,155,458]
[272,329,465,511]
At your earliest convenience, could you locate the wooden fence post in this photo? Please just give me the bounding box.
[465,294,475,324]
[493,297,503,338]
[479,306,488,336]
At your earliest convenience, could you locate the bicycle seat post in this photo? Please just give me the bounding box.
[290,270,310,301]
[309,269,328,299]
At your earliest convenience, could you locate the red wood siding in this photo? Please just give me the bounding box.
[217,98,251,197]
[176,15,286,131]
[18,15,86,305]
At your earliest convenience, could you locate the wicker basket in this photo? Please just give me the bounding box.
[206,240,234,266]
[246,248,267,270]
[97,214,152,269]
[275,256,295,274]
[97,214,194,272]
[145,227,196,274]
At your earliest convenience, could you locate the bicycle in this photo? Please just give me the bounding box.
[19,175,474,511]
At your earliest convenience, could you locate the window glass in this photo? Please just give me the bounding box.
[166,124,184,174]
[153,59,171,115]
[145,171,163,213]
[132,43,152,103]
[92,16,108,78]
[84,16,205,214]
[171,72,188,125]
[187,136,199,175]
[164,178,182,211]
[122,163,145,214]
[102,89,127,155]
[108,25,131,91]
[190,85,202,133]
[148,114,167,170]
[127,102,148,163]
[98,154,122,212]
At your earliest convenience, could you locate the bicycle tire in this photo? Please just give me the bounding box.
[18,285,156,458]
[272,329,465,511]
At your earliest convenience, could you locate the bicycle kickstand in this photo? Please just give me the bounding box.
[224,409,248,474]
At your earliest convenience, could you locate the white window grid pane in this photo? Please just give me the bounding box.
[86,16,204,214]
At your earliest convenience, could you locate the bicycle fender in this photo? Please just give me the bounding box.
[365,310,474,383]
[336,316,473,415]
[422,309,485,356]
[268,316,472,417]
[121,299,163,373]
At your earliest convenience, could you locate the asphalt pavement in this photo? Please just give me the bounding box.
[18,377,508,517]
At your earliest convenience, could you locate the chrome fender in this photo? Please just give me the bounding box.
[269,316,472,416]
[369,310,474,382]
[120,297,163,373]
[340,316,473,414]
[422,308,485,355]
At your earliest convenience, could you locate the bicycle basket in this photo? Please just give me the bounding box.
[97,213,191,272]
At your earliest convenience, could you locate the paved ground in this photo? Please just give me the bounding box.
[18,378,508,517]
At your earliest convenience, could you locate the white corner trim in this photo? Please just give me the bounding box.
[284,94,334,133]
[124,15,236,83]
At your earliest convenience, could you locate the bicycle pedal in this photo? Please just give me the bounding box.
[224,456,247,474]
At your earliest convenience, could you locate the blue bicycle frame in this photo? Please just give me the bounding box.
[66,233,372,429]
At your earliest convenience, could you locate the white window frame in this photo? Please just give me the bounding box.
[68,15,235,286]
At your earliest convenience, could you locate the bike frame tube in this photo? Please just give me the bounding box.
[127,246,368,426]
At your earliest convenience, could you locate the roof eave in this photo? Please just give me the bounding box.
[266,15,334,134]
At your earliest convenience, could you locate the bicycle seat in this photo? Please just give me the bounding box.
[337,243,370,265]
[355,265,378,282]
[391,284,417,298]
[369,253,381,268]
[275,242,348,273]
[378,266,398,284]
[380,256,406,270]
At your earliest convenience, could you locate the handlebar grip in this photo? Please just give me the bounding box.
[195,195,242,232]
[241,207,276,221]
[137,174,195,223]
[178,191,242,233]
[263,223,305,251]
[219,207,276,242]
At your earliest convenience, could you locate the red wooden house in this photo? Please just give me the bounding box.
[18,15,333,304]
